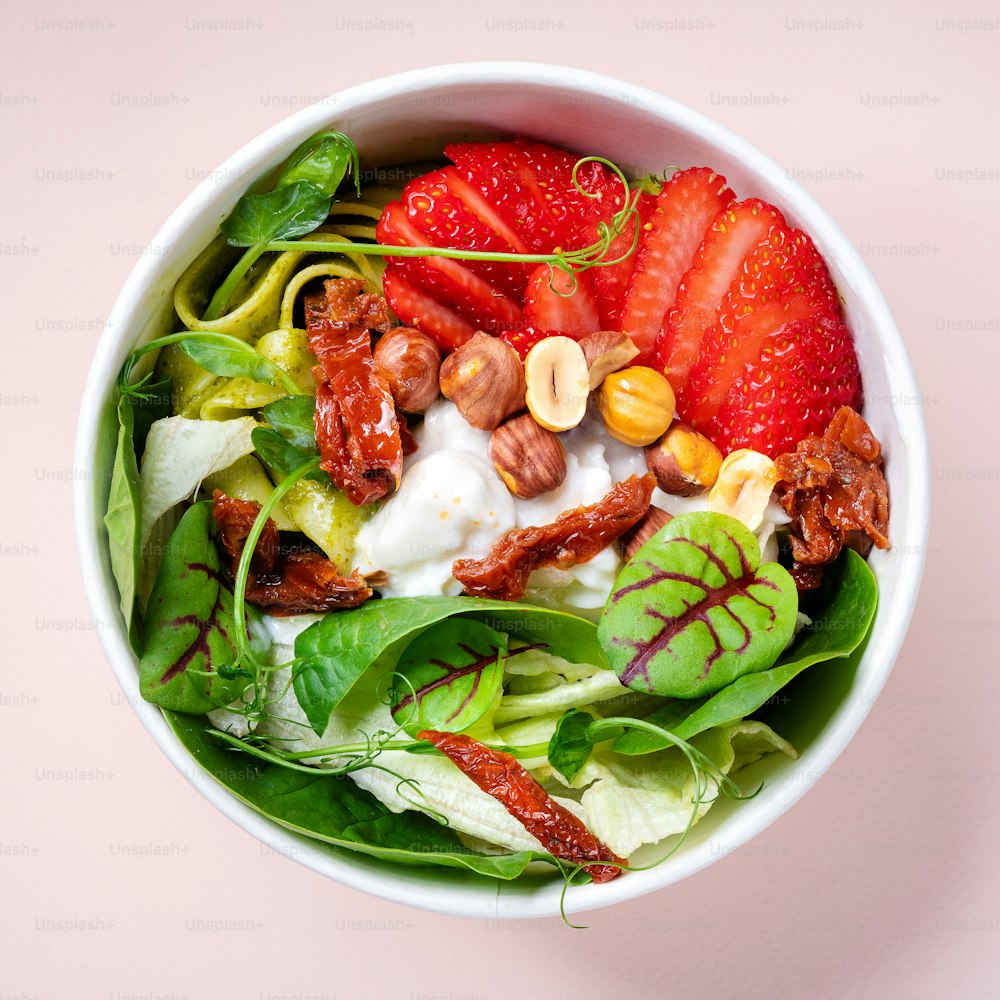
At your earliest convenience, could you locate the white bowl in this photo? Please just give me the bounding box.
[74,62,929,919]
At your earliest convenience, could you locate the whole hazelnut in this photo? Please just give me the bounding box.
[597,366,676,447]
[439,332,526,430]
[645,422,723,496]
[373,327,441,413]
[490,414,567,499]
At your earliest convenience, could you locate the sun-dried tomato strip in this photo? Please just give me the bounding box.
[210,491,372,615]
[453,473,656,601]
[305,278,402,506]
[243,550,371,616]
[418,730,623,882]
[775,406,890,589]
[211,490,280,575]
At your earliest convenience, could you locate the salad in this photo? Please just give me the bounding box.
[105,130,888,896]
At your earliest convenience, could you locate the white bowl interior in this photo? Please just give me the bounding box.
[75,63,929,919]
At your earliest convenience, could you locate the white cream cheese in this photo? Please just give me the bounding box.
[353,400,626,610]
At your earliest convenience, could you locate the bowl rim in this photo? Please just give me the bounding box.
[74,60,929,919]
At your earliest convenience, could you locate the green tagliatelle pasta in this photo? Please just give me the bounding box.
[146,186,398,560]
[160,190,391,418]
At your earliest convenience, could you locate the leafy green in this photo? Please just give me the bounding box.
[178,338,288,386]
[220,181,332,249]
[104,394,142,644]
[292,597,605,737]
[165,710,552,880]
[598,512,798,698]
[262,395,318,451]
[276,131,360,198]
[390,619,507,737]
[252,426,330,488]
[547,709,596,783]
[104,378,172,647]
[139,502,267,713]
[613,549,878,754]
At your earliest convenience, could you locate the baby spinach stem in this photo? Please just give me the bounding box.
[202,243,267,322]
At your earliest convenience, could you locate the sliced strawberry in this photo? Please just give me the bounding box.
[522,264,601,338]
[586,189,657,329]
[618,168,735,363]
[655,199,785,392]
[381,269,477,352]
[445,139,622,253]
[399,165,534,297]
[695,314,862,456]
[377,201,523,334]
[684,226,843,427]
[497,328,573,360]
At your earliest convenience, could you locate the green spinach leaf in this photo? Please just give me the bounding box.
[178,338,285,385]
[220,180,331,249]
[251,426,328,484]
[164,710,551,880]
[293,597,605,738]
[598,512,797,698]
[547,709,596,784]
[390,619,507,736]
[262,395,317,451]
[140,501,267,713]
[613,549,878,754]
[277,131,359,198]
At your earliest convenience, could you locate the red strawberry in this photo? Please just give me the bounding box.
[586,189,657,329]
[618,168,735,363]
[522,264,601,338]
[381,269,476,352]
[445,139,623,253]
[697,314,862,456]
[655,199,784,392]
[684,225,842,428]
[397,165,534,297]
[499,328,558,359]
[377,201,523,335]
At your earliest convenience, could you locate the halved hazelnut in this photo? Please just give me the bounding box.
[490,414,567,499]
[579,331,640,389]
[439,332,526,431]
[708,449,778,530]
[645,423,723,496]
[373,327,441,413]
[596,366,675,447]
[524,336,590,432]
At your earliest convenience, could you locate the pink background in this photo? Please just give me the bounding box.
[4,0,997,996]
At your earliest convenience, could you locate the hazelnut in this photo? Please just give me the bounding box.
[373,327,441,413]
[644,423,723,496]
[524,336,591,432]
[622,505,673,561]
[596,366,675,447]
[707,449,778,531]
[579,331,640,389]
[439,332,526,430]
[490,414,567,499]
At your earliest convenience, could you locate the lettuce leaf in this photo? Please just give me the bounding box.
[139,414,257,550]
[561,721,796,858]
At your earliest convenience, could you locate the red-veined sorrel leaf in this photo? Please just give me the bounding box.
[140,501,265,713]
[598,512,797,698]
[390,619,512,737]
